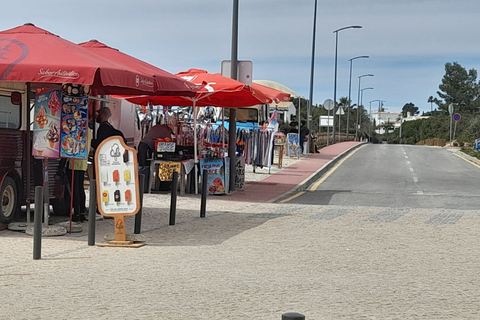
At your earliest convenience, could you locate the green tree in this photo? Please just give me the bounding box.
[437,62,480,114]
[401,102,419,117]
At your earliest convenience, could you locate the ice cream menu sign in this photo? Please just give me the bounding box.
[95,136,140,216]
[60,95,89,159]
[32,89,88,159]
[33,89,62,158]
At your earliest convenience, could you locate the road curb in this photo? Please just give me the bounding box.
[270,142,367,203]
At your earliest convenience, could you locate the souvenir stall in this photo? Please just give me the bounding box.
[197,119,229,195]
[136,105,197,195]
[124,69,291,195]
[236,110,279,174]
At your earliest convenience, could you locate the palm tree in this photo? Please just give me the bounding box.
[428,96,434,112]
[337,97,350,139]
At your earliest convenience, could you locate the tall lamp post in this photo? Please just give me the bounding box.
[347,55,369,140]
[332,25,362,144]
[355,74,374,140]
[369,99,381,140]
[307,0,318,134]
[228,0,239,192]
[359,87,373,140]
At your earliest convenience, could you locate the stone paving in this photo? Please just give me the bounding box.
[1,146,480,319]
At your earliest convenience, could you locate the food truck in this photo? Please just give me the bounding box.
[0,82,67,224]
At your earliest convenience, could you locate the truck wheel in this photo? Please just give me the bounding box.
[0,177,18,224]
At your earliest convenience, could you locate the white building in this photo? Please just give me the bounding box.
[371,111,402,134]
[371,111,430,134]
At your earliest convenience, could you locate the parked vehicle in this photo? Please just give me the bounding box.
[0,82,65,224]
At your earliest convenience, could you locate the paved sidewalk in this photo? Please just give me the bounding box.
[2,141,480,319]
[225,141,364,203]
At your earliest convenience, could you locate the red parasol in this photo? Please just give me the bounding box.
[78,40,198,97]
[0,24,195,96]
[251,82,291,104]
[122,68,285,107]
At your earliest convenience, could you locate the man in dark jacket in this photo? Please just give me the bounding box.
[299,120,309,154]
[91,107,125,150]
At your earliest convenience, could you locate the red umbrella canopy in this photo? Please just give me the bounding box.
[251,82,291,103]
[124,68,279,107]
[78,40,197,97]
[0,23,194,96]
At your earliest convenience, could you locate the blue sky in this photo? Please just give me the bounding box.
[2,0,480,113]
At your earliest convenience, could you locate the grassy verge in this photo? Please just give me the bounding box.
[460,147,480,160]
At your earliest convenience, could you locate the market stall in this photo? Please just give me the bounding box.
[123,69,290,194]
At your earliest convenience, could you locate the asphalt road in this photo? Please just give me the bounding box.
[286,144,480,210]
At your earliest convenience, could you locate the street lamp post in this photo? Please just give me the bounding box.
[332,25,362,144]
[359,87,373,140]
[307,0,318,134]
[355,74,374,140]
[347,56,369,140]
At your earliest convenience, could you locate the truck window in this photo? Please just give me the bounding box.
[0,94,21,129]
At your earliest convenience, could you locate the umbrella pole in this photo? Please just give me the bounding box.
[193,101,198,195]
[222,108,225,154]
[26,83,32,223]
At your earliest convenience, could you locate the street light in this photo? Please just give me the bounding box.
[359,87,373,140]
[307,0,318,135]
[332,25,362,144]
[347,56,369,140]
[355,74,374,140]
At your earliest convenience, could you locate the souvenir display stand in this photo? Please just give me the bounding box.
[95,136,143,247]
[272,132,286,168]
[286,133,300,157]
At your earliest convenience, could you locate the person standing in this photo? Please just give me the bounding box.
[299,120,310,154]
[91,107,126,150]
[289,115,298,133]
[66,128,92,222]
[137,123,173,167]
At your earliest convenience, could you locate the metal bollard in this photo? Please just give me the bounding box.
[88,179,96,246]
[134,174,145,233]
[282,312,305,320]
[33,186,43,260]
[169,171,178,225]
[200,169,208,218]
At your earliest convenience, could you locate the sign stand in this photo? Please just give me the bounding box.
[94,136,145,248]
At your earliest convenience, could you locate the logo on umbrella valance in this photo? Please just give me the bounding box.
[38,68,80,80]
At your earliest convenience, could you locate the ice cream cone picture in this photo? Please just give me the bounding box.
[46,122,59,149]
[36,106,48,129]
[33,135,47,157]
[48,91,61,117]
